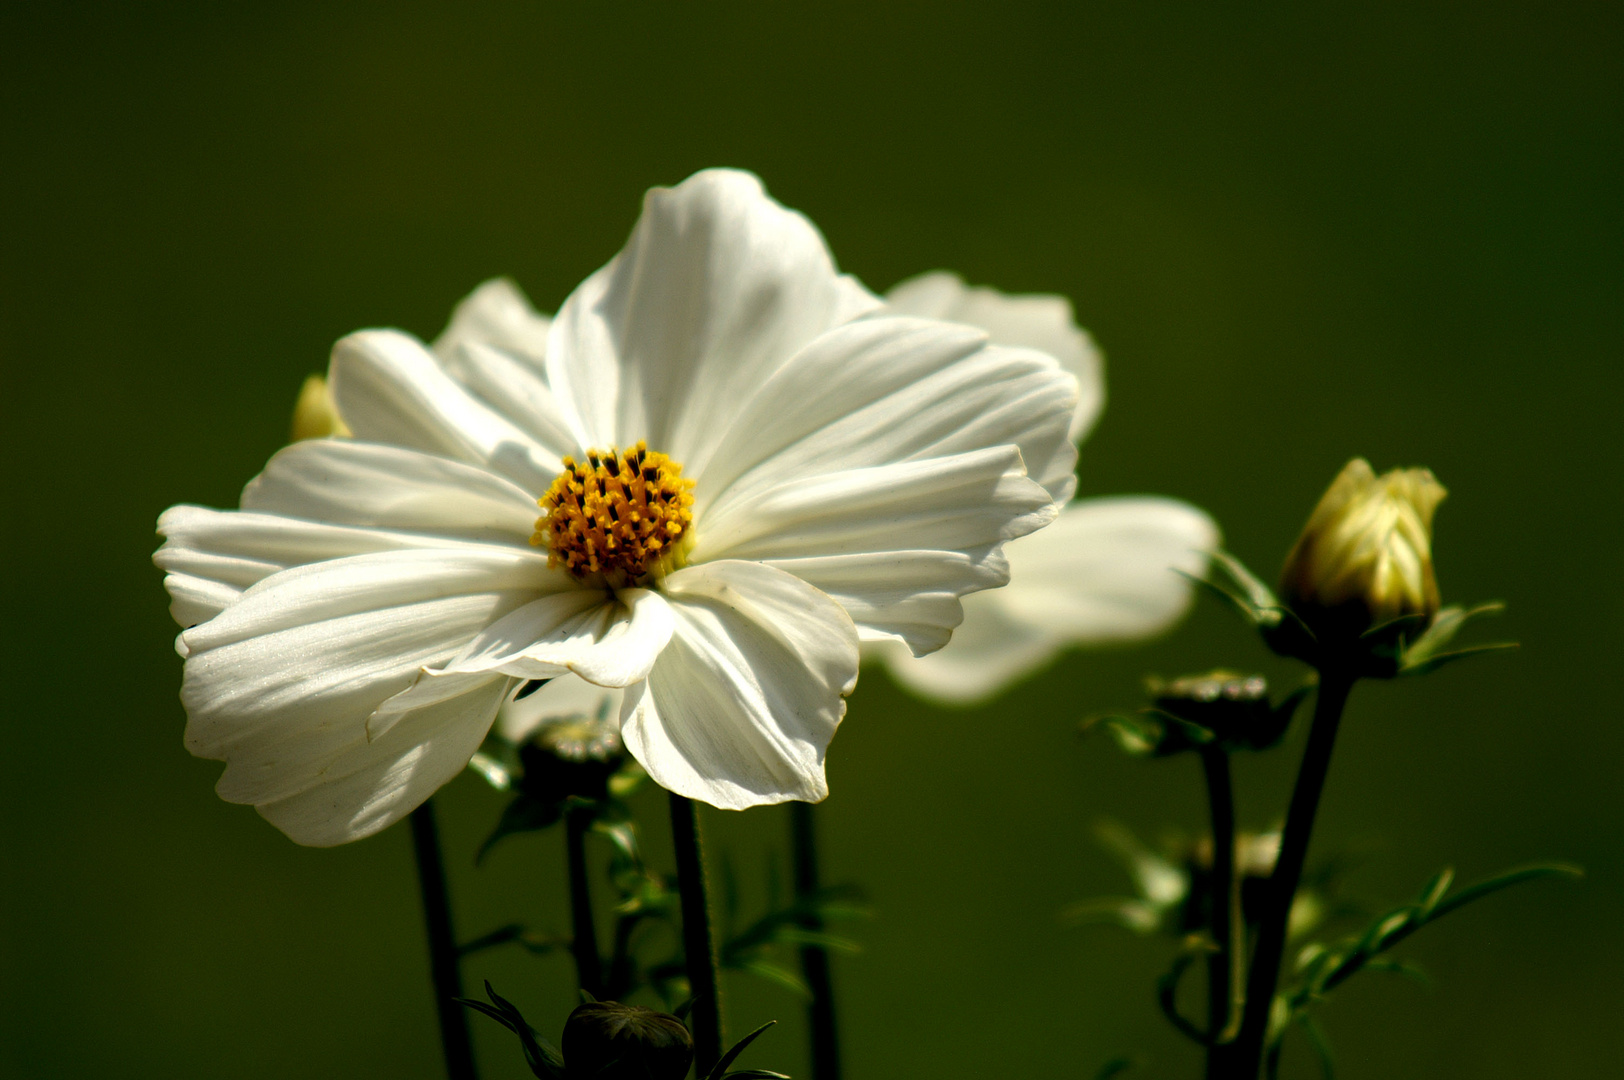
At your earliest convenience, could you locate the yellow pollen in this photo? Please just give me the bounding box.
[533,441,696,584]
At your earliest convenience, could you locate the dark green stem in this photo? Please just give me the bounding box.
[670,792,723,1073]
[1218,670,1355,1078]
[1200,746,1242,1065]
[410,800,479,1080]
[564,808,605,998]
[791,801,842,1080]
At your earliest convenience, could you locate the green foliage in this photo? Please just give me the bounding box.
[460,983,790,1080]
[1189,550,1516,678]
[456,981,567,1080]
[1266,862,1583,1074]
[1084,673,1311,758]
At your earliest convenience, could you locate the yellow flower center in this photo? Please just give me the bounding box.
[533,441,695,585]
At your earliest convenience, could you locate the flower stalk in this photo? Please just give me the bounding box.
[1217,668,1355,1078]
[1199,746,1243,1057]
[669,792,724,1074]
[791,801,842,1080]
[409,800,479,1080]
[564,806,606,999]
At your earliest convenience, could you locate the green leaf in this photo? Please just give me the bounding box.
[704,1020,778,1080]
[1180,569,1269,625]
[1296,1012,1336,1080]
[1399,641,1519,676]
[1060,897,1165,934]
[1208,549,1281,612]
[1093,1056,1141,1080]
[735,958,811,997]
[458,981,566,1079]
[1414,867,1455,917]
[477,794,565,864]
[1362,957,1432,988]
[1155,947,1212,1046]
[1426,862,1583,923]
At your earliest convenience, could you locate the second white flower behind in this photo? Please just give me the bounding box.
[873,272,1219,704]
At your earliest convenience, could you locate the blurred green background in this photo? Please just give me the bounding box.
[3,2,1619,1077]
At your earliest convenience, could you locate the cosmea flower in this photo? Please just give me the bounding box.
[155,169,1079,844]
[870,272,1218,704]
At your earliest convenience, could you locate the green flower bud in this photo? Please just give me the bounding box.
[1139,670,1306,753]
[1278,458,1446,643]
[290,373,350,441]
[562,1001,693,1080]
[518,714,630,806]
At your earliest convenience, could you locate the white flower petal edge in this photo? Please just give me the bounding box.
[435,587,675,687]
[545,169,882,459]
[878,497,1219,705]
[619,560,858,809]
[432,277,552,368]
[885,271,1104,444]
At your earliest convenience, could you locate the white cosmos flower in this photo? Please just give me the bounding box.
[155,170,1079,845]
[871,272,1219,705]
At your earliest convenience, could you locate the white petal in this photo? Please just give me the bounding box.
[442,341,582,461]
[693,316,1079,516]
[545,168,879,454]
[763,548,1009,656]
[694,447,1054,655]
[696,447,1054,562]
[329,329,561,491]
[619,560,858,809]
[255,673,512,847]
[996,496,1218,641]
[164,574,243,629]
[155,503,520,625]
[240,440,541,544]
[886,271,1104,443]
[432,277,552,367]
[181,546,557,655]
[436,587,674,687]
[868,600,1064,705]
[185,590,525,806]
[498,675,622,742]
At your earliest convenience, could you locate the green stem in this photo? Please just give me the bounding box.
[1218,670,1355,1079]
[564,808,605,998]
[791,801,842,1080]
[410,800,479,1080]
[1200,746,1242,1065]
[670,792,723,1073]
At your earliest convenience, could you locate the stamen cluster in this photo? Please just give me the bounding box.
[534,441,695,584]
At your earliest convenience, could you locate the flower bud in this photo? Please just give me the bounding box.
[290,374,350,441]
[1278,458,1446,642]
[562,1001,693,1080]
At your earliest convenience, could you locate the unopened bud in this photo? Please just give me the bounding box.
[1146,670,1299,752]
[290,374,350,441]
[562,1001,693,1080]
[1279,458,1446,642]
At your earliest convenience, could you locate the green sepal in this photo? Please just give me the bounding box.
[457,922,568,958]
[477,793,567,864]
[1397,602,1515,676]
[456,981,567,1079]
[1081,709,1214,757]
[702,1020,780,1080]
